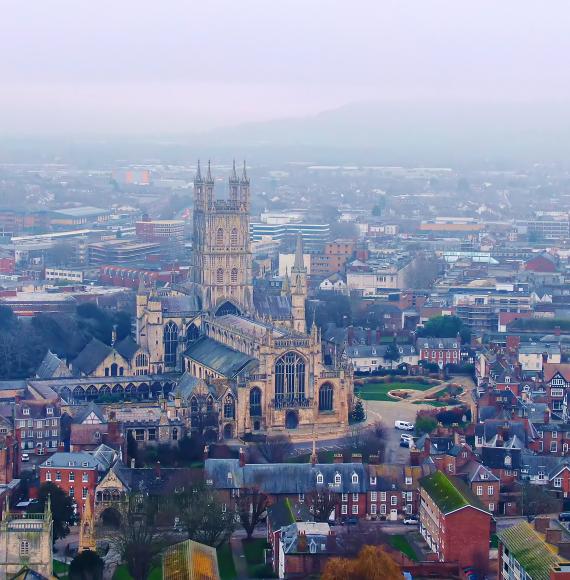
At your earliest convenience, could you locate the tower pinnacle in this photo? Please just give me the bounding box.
[206,160,214,184]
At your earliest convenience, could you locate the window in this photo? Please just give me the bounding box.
[216,268,224,284]
[351,473,359,484]
[148,428,156,441]
[370,476,377,485]
[275,352,306,403]
[319,383,334,412]
[316,473,324,484]
[370,504,377,515]
[47,407,53,415]
[222,503,227,513]
[405,477,412,485]
[52,429,58,437]
[20,540,30,556]
[341,505,348,515]
[56,471,61,481]
[390,495,397,506]
[538,471,546,481]
[82,488,88,499]
[82,472,88,483]
[371,492,377,502]
[489,503,495,511]
[476,486,483,496]
[551,388,564,397]
[551,441,558,453]
[380,492,386,502]
[553,431,558,439]
[69,472,75,482]
[224,396,235,419]
[352,493,358,502]
[299,493,305,502]
[488,486,494,495]
[172,427,178,441]
[334,474,342,485]
[216,228,224,246]
[249,387,262,417]
[230,268,238,284]
[380,504,387,515]
[46,471,52,481]
[341,493,348,503]
[163,321,179,367]
[23,408,30,416]
[69,488,75,498]
[230,228,238,246]
[352,505,359,515]
[555,478,562,488]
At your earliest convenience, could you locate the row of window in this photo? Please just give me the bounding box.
[68,487,89,499]
[18,418,58,427]
[22,440,57,449]
[22,430,58,438]
[215,227,240,247]
[475,485,496,496]
[537,441,566,453]
[215,268,240,284]
[22,407,54,416]
[370,504,413,516]
[45,471,90,482]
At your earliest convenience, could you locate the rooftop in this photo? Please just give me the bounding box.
[420,470,485,515]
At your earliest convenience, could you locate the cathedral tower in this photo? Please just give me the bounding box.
[192,161,253,315]
[291,233,307,333]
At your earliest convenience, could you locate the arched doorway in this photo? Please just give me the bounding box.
[223,424,234,439]
[100,507,122,528]
[285,411,299,430]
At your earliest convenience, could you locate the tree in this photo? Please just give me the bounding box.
[351,398,365,423]
[417,314,470,344]
[309,489,337,523]
[69,550,104,580]
[35,482,76,541]
[521,482,561,516]
[178,483,235,547]
[415,415,437,435]
[236,487,269,539]
[126,430,139,467]
[256,434,294,463]
[384,343,401,369]
[404,252,439,290]
[109,495,162,580]
[323,546,402,580]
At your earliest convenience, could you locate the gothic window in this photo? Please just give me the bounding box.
[110,363,118,377]
[186,323,199,342]
[319,383,334,411]
[224,395,235,419]
[207,397,214,412]
[20,540,30,556]
[216,228,224,246]
[164,321,179,367]
[135,353,148,367]
[172,427,178,441]
[190,397,198,413]
[230,228,238,246]
[231,268,238,284]
[216,268,224,284]
[275,352,306,402]
[250,387,262,417]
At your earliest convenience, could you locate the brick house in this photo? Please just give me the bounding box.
[549,463,570,500]
[457,461,500,514]
[0,416,17,485]
[544,363,570,414]
[367,463,434,520]
[417,337,461,369]
[39,446,116,516]
[205,455,368,521]
[14,399,61,456]
[419,471,491,574]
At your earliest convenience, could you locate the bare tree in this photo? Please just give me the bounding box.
[237,487,269,539]
[309,488,337,523]
[404,252,439,290]
[256,434,294,463]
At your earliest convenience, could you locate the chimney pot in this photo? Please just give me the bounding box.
[333,453,343,464]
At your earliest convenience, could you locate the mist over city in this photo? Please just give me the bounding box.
[0,3,570,580]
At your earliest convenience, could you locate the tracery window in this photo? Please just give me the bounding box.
[250,387,262,417]
[230,228,238,246]
[216,268,224,284]
[163,321,178,367]
[231,268,238,284]
[216,228,224,246]
[275,352,306,403]
[224,395,235,419]
[319,383,334,411]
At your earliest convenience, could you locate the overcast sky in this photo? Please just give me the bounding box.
[1,1,569,135]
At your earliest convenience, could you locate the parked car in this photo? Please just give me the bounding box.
[341,517,359,526]
[403,516,419,525]
[394,420,414,431]
[559,512,570,522]
[21,453,30,462]
[400,434,415,448]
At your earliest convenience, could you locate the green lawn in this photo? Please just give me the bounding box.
[412,400,453,407]
[53,560,69,578]
[113,564,162,580]
[389,534,418,561]
[357,381,436,401]
[217,543,237,580]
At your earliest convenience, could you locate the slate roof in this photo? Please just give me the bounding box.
[72,338,113,375]
[267,498,312,531]
[498,521,560,580]
[420,471,486,515]
[475,420,528,446]
[480,446,522,470]
[114,336,139,361]
[281,522,332,555]
[184,337,258,378]
[458,461,499,483]
[205,459,367,494]
[161,295,201,314]
[74,401,105,424]
[519,451,563,478]
[254,292,292,320]
[113,464,203,495]
[15,400,60,419]
[345,344,416,358]
[41,452,100,470]
[35,350,70,379]
[417,337,460,350]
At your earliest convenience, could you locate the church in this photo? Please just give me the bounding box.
[135,161,353,439]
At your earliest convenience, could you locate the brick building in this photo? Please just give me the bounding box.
[310,239,355,278]
[545,363,570,414]
[419,471,491,573]
[417,337,461,369]
[14,399,61,457]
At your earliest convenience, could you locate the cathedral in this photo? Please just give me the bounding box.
[135,161,352,439]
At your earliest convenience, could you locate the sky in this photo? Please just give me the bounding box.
[1,1,569,136]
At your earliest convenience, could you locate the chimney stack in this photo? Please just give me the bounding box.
[544,409,550,424]
[333,453,343,464]
[351,453,363,464]
[130,458,135,469]
[368,454,379,465]
[203,445,210,462]
[155,461,161,480]
[239,447,246,468]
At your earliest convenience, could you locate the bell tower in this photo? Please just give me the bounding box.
[290,233,307,333]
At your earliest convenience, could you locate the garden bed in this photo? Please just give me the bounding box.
[356,381,440,401]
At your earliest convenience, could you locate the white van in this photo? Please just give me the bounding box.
[394,420,414,431]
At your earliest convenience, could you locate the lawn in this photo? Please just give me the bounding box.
[412,400,452,407]
[357,381,436,401]
[53,560,69,578]
[217,542,237,580]
[113,565,162,580]
[389,534,418,561]
[242,538,275,577]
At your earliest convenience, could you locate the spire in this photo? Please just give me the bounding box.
[206,160,214,183]
[195,160,203,183]
[137,275,146,296]
[293,232,305,272]
[230,159,238,182]
[281,267,290,295]
[45,493,52,520]
[241,160,249,184]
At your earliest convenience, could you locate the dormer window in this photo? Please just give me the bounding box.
[504,455,512,468]
[351,473,359,484]
[227,472,233,480]
[23,408,30,416]
[46,407,53,415]
[405,477,412,485]
[334,473,341,485]
[316,473,324,484]
[68,461,75,467]
[82,461,89,467]
[370,476,377,485]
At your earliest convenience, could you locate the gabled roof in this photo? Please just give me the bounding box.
[420,471,487,515]
[458,461,499,483]
[544,363,570,383]
[112,464,203,495]
[253,292,292,320]
[184,337,257,379]
[114,336,140,361]
[35,350,70,379]
[71,338,113,375]
[267,498,312,530]
[498,521,561,580]
[74,401,105,425]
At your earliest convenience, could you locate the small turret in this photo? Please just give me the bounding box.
[281,267,291,296]
[229,159,239,201]
[239,160,250,209]
[291,233,307,333]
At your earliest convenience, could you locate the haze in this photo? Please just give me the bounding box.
[1,0,569,136]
